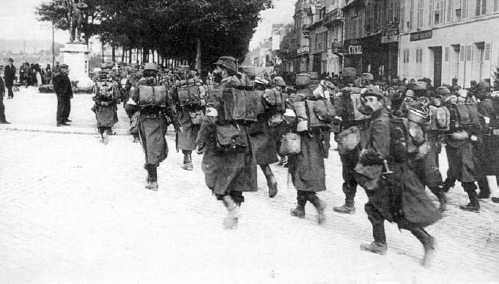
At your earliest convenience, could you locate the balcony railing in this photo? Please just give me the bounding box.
[324,8,344,26]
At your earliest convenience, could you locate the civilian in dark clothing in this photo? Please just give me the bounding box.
[4,58,16,99]
[0,65,10,124]
[52,64,73,126]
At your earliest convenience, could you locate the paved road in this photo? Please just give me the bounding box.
[0,88,498,282]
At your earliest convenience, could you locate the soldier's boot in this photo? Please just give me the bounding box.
[145,165,158,191]
[102,129,110,145]
[181,151,193,171]
[333,202,355,214]
[441,178,455,193]
[429,186,447,212]
[360,223,387,255]
[333,184,356,214]
[460,183,480,212]
[308,193,327,225]
[411,228,436,267]
[260,164,277,198]
[290,194,307,218]
[477,178,490,199]
[222,195,241,229]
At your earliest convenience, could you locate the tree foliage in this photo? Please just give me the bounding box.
[36,0,273,70]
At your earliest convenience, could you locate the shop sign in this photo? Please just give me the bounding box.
[297,46,309,55]
[410,30,432,41]
[344,39,362,55]
[381,30,399,43]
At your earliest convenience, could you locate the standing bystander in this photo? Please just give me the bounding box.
[4,58,16,99]
[0,65,10,124]
[52,64,73,126]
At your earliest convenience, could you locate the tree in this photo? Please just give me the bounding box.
[36,0,102,44]
[37,0,273,70]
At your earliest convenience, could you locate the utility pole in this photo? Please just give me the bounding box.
[52,21,55,68]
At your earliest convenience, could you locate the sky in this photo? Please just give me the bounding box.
[249,0,296,50]
[0,0,68,42]
[0,0,295,49]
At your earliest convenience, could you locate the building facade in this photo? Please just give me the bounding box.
[342,0,366,76]
[399,0,499,88]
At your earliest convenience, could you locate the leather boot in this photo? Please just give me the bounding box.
[223,195,241,229]
[334,184,356,214]
[261,165,277,198]
[360,241,388,255]
[290,194,307,218]
[411,228,436,267]
[181,151,193,171]
[307,194,326,225]
[429,186,447,212]
[145,165,158,191]
[102,129,110,145]
[477,178,490,199]
[460,188,480,213]
[360,223,387,255]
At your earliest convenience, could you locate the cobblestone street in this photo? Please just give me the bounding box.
[0,88,498,282]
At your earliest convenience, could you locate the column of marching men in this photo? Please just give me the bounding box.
[88,57,499,268]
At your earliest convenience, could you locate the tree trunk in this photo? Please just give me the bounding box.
[129,47,133,63]
[111,45,116,62]
[101,41,105,62]
[142,48,148,64]
[121,46,125,63]
[195,38,202,73]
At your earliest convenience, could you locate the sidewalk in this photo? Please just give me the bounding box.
[2,87,131,135]
[1,87,498,282]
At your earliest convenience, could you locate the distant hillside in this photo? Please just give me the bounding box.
[0,39,64,54]
[0,39,65,66]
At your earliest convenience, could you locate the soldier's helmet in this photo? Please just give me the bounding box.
[143,63,158,77]
[273,76,286,87]
[215,56,237,73]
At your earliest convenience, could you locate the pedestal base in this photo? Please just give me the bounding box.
[61,43,93,89]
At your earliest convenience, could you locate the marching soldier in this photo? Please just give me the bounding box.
[129,63,181,190]
[355,88,441,267]
[441,86,482,212]
[196,56,258,229]
[287,73,333,224]
[170,70,204,171]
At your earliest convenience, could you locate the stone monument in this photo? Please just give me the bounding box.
[60,0,93,89]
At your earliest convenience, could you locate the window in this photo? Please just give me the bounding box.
[434,1,442,24]
[495,0,499,11]
[429,0,434,25]
[409,0,414,29]
[485,43,491,60]
[418,0,424,28]
[404,49,411,63]
[462,0,468,18]
[460,45,465,61]
[416,49,423,63]
[447,0,453,21]
[466,45,472,61]
[367,3,373,31]
[476,0,487,16]
[445,47,450,61]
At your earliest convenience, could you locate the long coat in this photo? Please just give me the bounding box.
[196,78,258,195]
[361,108,441,228]
[248,113,280,165]
[93,96,119,128]
[287,129,329,192]
[4,64,16,86]
[130,83,179,167]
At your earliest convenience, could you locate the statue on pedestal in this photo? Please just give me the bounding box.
[69,0,88,42]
